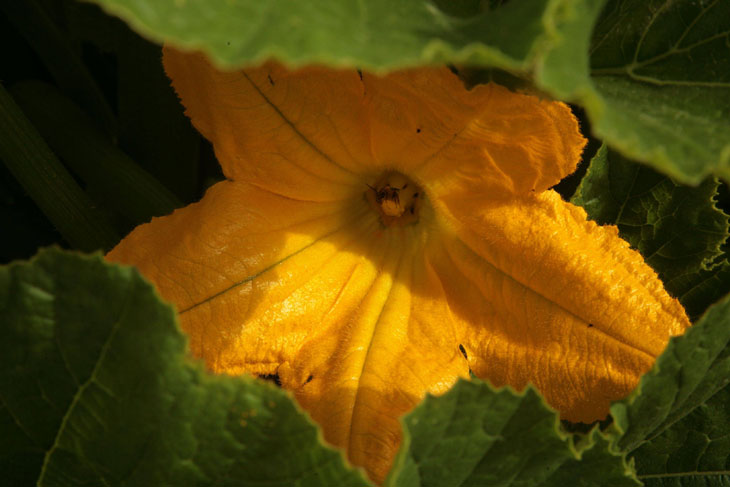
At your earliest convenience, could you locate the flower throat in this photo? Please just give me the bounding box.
[366,172,423,226]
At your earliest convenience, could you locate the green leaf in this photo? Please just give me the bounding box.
[85,0,575,71]
[9,81,183,228]
[385,380,638,487]
[0,84,119,252]
[535,0,607,100]
[666,262,730,325]
[632,384,730,486]
[571,144,730,320]
[0,249,370,487]
[82,0,730,184]
[608,294,730,454]
[587,0,730,184]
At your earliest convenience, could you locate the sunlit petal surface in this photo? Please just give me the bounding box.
[108,49,690,484]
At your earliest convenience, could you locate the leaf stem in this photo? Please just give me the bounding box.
[10,81,183,227]
[0,83,119,251]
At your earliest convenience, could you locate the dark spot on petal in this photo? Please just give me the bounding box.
[416,128,421,133]
[459,344,468,359]
[258,373,281,387]
[357,69,363,81]
[588,323,594,328]
[410,206,415,214]
[402,183,408,189]
[267,74,275,86]
[305,375,314,384]
[413,192,419,198]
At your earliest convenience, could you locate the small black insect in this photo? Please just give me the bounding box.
[369,183,408,207]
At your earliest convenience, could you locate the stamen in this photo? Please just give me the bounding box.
[366,172,423,226]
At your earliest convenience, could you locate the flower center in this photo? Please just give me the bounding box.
[366,172,423,226]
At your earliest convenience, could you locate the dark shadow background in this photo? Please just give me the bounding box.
[1,0,727,265]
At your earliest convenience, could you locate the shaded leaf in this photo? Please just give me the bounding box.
[0,163,62,264]
[62,0,202,203]
[608,295,730,453]
[386,380,639,487]
[0,248,370,487]
[632,384,730,486]
[572,145,730,320]
[587,0,730,183]
[0,84,119,251]
[667,262,730,324]
[0,0,116,135]
[10,81,183,228]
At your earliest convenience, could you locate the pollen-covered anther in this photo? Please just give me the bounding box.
[366,172,423,226]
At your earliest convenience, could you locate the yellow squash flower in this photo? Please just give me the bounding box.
[107,48,690,483]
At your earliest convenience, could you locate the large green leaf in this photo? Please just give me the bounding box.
[572,145,730,320]
[631,384,730,486]
[587,0,730,184]
[608,295,730,454]
[538,0,730,184]
[85,0,579,71]
[83,0,730,185]
[385,380,638,487]
[0,249,370,487]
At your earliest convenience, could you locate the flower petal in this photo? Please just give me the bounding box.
[107,180,373,372]
[362,69,585,196]
[430,190,690,422]
[108,180,466,482]
[163,48,369,201]
[287,230,469,483]
[164,49,584,199]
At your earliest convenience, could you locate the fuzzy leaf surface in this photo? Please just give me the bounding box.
[0,249,369,487]
[588,0,730,183]
[572,145,730,320]
[632,384,730,486]
[85,0,583,71]
[386,379,639,487]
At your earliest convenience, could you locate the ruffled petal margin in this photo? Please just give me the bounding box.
[112,54,689,482]
[429,190,690,422]
[363,69,586,196]
[164,48,585,200]
[163,48,365,201]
